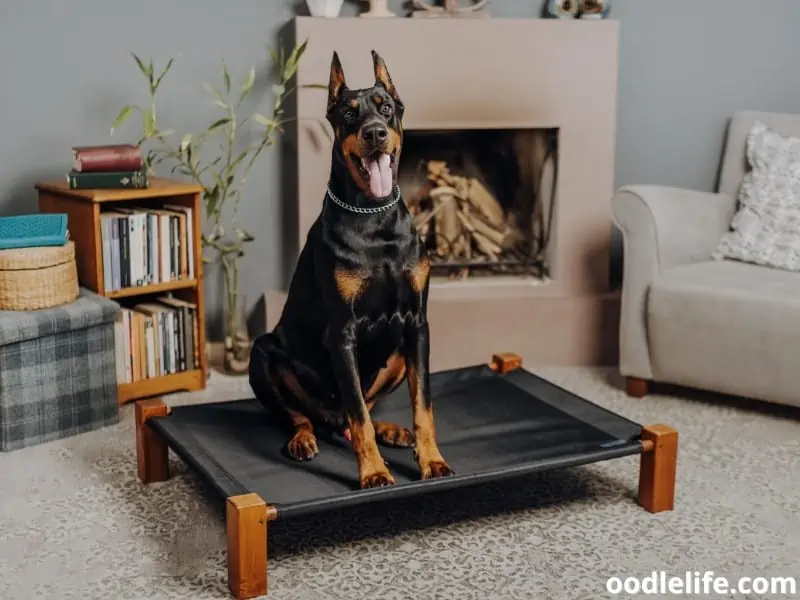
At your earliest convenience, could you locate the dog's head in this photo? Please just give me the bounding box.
[326,50,404,201]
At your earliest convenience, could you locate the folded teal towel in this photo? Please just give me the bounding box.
[0,214,69,250]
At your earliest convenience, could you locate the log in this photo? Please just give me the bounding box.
[415,190,455,229]
[434,192,459,257]
[455,177,470,200]
[427,160,450,181]
[451,232,470,258]
[455,208,475,233]
[429,185,460,200]
[472,230,501,258]
[470,215,506,247]
[466,178,505,228]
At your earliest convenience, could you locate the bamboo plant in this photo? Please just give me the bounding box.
[110,40,323,373]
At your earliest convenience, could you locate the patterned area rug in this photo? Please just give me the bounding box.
[1,367,798,600]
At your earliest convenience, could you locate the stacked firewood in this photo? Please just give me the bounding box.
[408,160,526,267]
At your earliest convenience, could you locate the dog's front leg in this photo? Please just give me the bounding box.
[327,325,395,489]
[404,319,454,480]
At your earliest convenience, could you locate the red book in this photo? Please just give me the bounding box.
[72,144,143,173]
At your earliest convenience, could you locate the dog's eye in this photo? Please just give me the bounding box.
[342,108,357,122]
[380,103,393,117]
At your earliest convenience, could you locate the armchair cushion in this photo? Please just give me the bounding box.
[713,121,800,272]
[647,259,800,406]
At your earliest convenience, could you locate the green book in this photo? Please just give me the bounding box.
[67,169,149,190]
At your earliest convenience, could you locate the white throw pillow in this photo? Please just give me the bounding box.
[713,121,800,272]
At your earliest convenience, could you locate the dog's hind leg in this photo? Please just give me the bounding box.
[249,333,286,414]
[274,366,320,461]
[249,333,320,461]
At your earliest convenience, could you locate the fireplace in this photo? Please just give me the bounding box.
[398,128,558,282]
[272,17,622,367]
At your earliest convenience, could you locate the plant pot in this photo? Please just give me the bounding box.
[224,333,251,375]
[306,0,344,17]
[223,293,251,375]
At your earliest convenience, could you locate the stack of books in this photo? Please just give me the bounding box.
[99,203,195,292]
[115,295,200,383]
[67,144,149,190]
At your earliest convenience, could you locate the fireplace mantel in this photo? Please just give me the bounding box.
[272,16,622,367]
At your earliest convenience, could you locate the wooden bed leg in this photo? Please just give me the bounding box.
[489,352,523,374]
[625,376,650,398]
[227,493,270,599]
[135,398,170,484]
[638,424,678,513]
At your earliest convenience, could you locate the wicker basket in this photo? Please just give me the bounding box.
[0,241,79,310]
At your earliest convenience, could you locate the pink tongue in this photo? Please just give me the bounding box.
[366,153,393,198]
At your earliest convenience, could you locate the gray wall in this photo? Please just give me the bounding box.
[2,0,800,338]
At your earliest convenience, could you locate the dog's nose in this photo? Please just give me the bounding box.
[361,123,388,146]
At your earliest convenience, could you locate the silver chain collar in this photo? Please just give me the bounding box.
[326,185,401,214]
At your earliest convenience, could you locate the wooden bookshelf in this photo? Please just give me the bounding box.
[35,177,207,404]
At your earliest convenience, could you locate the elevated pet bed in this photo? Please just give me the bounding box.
[135,352,678,599]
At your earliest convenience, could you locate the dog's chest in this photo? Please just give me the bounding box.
[353,263,422,327]
[349,265,419,369]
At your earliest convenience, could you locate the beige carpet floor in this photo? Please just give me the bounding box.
[1,367,798,600]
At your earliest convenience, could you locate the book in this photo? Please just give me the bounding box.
[67,169,148,190]
[161,206,189,278]
[156,295,198,372]
[72,144,143,172]
[0,214,69,250]
[111,208,147,286]
[100,215,113,292]
[134,303,172,376]
[118,310,134,383]
[163,204,195,280]
[113,296,199,383]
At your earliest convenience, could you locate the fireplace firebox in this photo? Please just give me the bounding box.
[398,128,558,282]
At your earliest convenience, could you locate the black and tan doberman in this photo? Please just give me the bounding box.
[249,50,453,489]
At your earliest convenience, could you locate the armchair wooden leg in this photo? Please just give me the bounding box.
[227,493,272,599]
[626,376,650,398]
[135,398,170,484]
[638,424,678,513]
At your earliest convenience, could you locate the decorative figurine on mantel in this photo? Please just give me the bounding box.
[544,0,610,19]
[544,0,579,18]
[411,0,490,18]
[360,0,396,18]
[578,0,611,19]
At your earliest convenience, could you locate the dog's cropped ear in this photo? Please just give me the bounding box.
[327,51,347,116]
[371,50,402,107]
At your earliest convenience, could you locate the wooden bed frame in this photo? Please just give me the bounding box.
[134,352,678,599]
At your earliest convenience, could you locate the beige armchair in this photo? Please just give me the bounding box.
[611,110,800,408]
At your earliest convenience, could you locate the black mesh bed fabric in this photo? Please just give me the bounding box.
[148,364,644,519]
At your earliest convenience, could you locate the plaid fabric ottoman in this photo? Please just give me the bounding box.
[0,288,120,451]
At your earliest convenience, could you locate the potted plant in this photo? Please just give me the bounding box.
[110,40,324,374]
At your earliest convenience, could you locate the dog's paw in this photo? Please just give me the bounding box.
[360,470,396,489]
[420,460,455,480]
[375,422,415,448]
[287,430,319,461]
